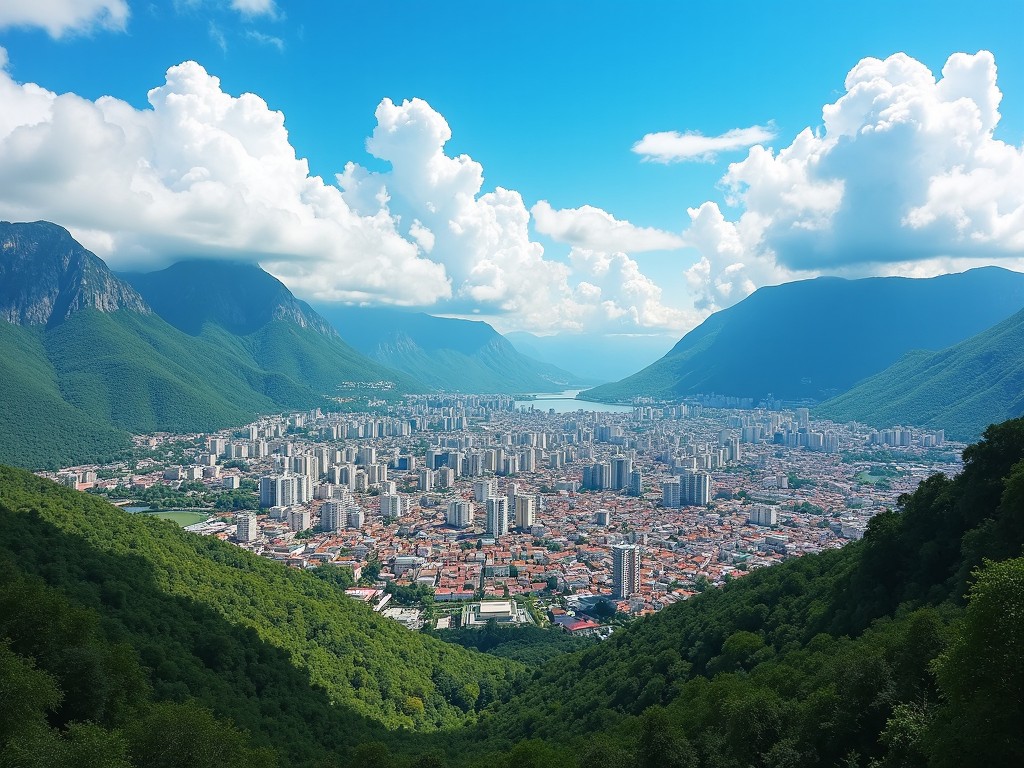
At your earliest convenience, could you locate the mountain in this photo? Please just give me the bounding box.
[123,260,337,337]
[816,306,1024,440]
[583,267,1024,404]
[0,223,411,469]
[122,261,413,397]
[315,305,587,393]
[0,464,518,767]
[0,220,149,325]
[505,331,677,385]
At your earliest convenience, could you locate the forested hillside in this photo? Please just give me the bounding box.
[0,222,415,470]
[4,418,1024,767]
[0,467,520,767]
[816,307,1024,440]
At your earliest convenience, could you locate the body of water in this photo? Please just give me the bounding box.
[514,390,634,414]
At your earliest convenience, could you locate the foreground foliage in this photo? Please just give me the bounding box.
[0,467,518,767]
[3,418,1024,767]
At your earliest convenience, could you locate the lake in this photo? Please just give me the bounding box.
[514,390,634,414]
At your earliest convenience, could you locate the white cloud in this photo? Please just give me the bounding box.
[245,29,284,51]
[0,57,450,306]
[531,200,684,252]
[568,248,702,332]
[633,124,776,163]
[680,50,1024,313]
[0,57,688,334]
[336,97,687,333]
[231,0,276,17]
[0,0,128,37]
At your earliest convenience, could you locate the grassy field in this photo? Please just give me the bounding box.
[148,510,210,527]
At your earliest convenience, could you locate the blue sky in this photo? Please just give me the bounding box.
[1,0,1022,338]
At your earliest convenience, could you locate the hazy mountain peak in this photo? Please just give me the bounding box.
[122,259,339,338]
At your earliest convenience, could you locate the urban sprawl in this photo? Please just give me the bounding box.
[45,395,961,635]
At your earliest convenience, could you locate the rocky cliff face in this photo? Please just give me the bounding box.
[0,221,150,326]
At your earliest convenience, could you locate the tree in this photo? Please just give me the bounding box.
[635,707,697,768]
[928,557,1024,767]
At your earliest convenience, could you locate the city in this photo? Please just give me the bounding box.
[45,395,962,634]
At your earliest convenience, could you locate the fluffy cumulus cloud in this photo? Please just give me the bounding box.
[0,0,128,37]
[682,50,1024,312]
[336,97,687,332]
[0,55,450,305]
[567,249,703,331]
[0,55,687,332]
[531,200,684,252]
[633,125,776,163]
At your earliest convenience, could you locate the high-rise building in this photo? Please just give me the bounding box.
[347,506,365,529]
[628,469,643,497]
[259,473,310,508]
[473,478,497,502]
[437,466,456,488]
[748,504,778,526]
[320,500,343,532]
[514,495,536,531]
[612,544,640,600]
[485,497,509,537]
[418,468,434,492]
[235,512,257,542]
[611,455,633,490]
[681,470,713,506]
[287,509,311,533]
[380,493,403,518]
[662,479,681,508]
[446,500,474,528]
[582,461,612,490]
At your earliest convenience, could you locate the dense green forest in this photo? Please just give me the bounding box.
[0,466,520,767]
[3,419,1024,767]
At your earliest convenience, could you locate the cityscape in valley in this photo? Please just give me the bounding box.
[2,3,1023,767]
[49,396,961,633]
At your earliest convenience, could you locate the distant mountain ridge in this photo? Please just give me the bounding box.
[123,260,338,338]
[316,305,587,393]
[0,221,149,325]
[0,222,411,469]
[505,330,676,385]
[816,306,1024,440]
[584,267,1024,403]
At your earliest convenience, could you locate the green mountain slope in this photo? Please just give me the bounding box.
[0,322,131,469]
[816,306,1024,440]
[123,260,339,338]
[317,306,586,392]
[0,466,520,767]
[584,267,1024,403]
[123,261,416,392]
[0,225,415,469]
